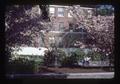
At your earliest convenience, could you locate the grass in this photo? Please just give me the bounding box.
[38,66,114,73]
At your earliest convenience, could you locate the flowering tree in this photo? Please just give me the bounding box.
[5,5,51,63]
[67,5,114,66]
[5,5,49,47]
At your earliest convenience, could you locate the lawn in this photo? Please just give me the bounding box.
[38,66,113,73]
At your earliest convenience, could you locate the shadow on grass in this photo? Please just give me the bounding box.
[38,66,56,73]
[37,66,68,79]
[6,66,68,79]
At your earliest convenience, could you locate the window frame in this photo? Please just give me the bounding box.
[57,7,64,17]
[49,7,55,16]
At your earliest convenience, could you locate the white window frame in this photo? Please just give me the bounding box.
[49,7,55,16]
[58,7,64,17]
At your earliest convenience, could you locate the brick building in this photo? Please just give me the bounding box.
[39,5,95,48]
[49,5,95,31]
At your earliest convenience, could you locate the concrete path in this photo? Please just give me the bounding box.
[66,72,114,79]
[6,72,114,79]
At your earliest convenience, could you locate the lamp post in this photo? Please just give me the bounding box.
[49,36,58,67]
[54,52,58,68]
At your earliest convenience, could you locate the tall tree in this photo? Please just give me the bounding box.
[5,5,50,62]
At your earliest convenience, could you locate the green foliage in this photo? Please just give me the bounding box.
[8,48,44,73]
[74,49,86,61]
[43,49,66,67]
[43,50,55,66]
[56,49,67,62]
[86,51,93,58]
[34,60,44,73]
[7,58,36,74]
[89,51,102,61]
[61,52,78,67]
[61,49,87,67]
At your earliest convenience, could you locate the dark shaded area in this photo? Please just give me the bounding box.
[39,5,50,21]
[6,58,35,74]
[43,49,66,67]
[6,73,68,79]
[38,66,56,73]
[96,5,114,16]
[5,5,49,46]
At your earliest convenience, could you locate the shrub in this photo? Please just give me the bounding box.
[56,49,67,64]
[86,51,93,59]
[74,49,86,61]
[90,51,102,61]
[61,52,78,67]
[43,50,55,67]
[7,58,36,74]
[61,49,86,67]
[43,49,66,67]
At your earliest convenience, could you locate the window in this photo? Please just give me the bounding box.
[87,9,92,18]
[49,7,55,16]
[59,22,64,31]
[58,8,64,17]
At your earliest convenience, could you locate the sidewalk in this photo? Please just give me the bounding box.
[6,72,114,79]
[66,72,114,79]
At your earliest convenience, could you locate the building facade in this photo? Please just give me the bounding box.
[49,5,95,31]
[39,5,95,48]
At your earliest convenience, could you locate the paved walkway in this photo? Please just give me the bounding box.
[66,72,114,79]
[6,72,114,79]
